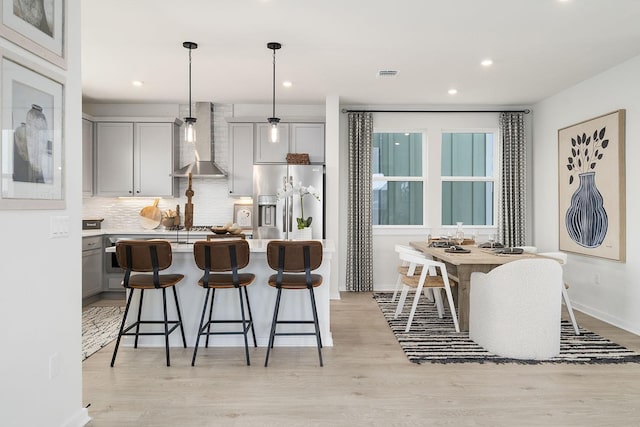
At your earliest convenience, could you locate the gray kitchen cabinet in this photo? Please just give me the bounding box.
[254,122,324,164]
[82,236,103,299]
[255,122,290,163]
[290,123,325,163]
[82,118,94,196]
[228,123,255,197]
[95,120,179,197]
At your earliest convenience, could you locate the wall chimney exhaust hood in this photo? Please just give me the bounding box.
[174,102,227,178]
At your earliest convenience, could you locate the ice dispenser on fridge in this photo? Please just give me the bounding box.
[258,195,277,227]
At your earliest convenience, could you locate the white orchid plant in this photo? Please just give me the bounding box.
[277,182,321,229]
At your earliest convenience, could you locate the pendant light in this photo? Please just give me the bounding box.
[183,41,198,143]
[267,42,282,143]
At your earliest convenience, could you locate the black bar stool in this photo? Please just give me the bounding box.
[192,239,257,366]
[264,240,324,367]
[111,239,186,367]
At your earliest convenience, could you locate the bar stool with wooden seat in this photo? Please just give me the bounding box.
[265,240,324,367]
[191,239,257,366]
[111,239,186,367]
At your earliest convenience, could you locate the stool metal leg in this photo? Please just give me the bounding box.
[192,287,211,366]
[244,287,257,347]
[308,287,323,366]
[162,288,170,366]
[172,286,187,347]
[134,289,144,348]
[205,288,216,348]
[238,286,250,365]
[111,287,134,367]
[264,288,283,367]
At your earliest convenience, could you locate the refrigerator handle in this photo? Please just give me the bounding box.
[288,195,293,232]
[282,199,286,233]
[281,176,288,233]
[288,175,294,232]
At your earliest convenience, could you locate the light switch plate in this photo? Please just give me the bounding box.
[50,215,70,238]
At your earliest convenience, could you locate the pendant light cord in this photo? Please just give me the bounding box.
[272,47,276,118]
[188,46,193,118]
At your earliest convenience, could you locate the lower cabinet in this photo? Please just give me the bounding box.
[82,236,103,299]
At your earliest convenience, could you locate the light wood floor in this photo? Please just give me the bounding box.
[83,292,640,426]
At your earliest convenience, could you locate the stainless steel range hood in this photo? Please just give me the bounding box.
[174,102,227,178]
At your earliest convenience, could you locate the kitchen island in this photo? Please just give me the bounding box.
[106,239,334,347]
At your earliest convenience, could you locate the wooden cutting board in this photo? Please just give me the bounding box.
[139,198,161,229]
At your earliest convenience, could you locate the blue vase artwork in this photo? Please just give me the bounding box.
[564,127,609,248]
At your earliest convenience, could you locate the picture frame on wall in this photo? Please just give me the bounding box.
[0,52,65,209]
[557,109,626,261]
[233,203,253,230]
[0,0,65,69]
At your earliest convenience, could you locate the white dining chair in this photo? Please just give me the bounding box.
[391,244,426,302]
[469,259,563,359]
[516,246,580,335]
[539,251,580,335]
[394,251,460,333]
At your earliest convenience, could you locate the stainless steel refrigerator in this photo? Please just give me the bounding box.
[253,164,324,240]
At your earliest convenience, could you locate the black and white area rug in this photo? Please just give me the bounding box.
[82,306,125,361]
[374,292,640,364]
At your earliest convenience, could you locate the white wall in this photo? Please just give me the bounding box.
[0,1,88,426]
[532,54,640,334]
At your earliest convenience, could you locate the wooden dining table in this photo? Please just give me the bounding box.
[409,241,541,332]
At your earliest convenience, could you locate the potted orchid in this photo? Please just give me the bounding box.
[277,182,321,229]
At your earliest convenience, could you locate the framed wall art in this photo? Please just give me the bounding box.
[0,0,65,68]
[0,52,65,209]
[233,203,253,229]
[558,110,625,261]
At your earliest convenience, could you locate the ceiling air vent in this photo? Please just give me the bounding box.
[377,70,399,78]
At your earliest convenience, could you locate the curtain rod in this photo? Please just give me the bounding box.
[341,108,531,114]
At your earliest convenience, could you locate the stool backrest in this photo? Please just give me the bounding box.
[115,239,173,272]
[266,240,323,273]
[193,240,250,272]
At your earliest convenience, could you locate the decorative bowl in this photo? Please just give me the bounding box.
[211,226,228,234]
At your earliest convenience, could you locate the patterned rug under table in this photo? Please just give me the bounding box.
[374,292,640,364]
[82,306,125,361]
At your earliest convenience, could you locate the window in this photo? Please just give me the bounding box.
[372,132,423,225]
[441,132,496,226]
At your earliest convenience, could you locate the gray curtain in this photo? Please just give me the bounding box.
[499,112,526,247]
[346,112,374,292]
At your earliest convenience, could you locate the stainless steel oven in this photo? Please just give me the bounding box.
[105,237,123,274]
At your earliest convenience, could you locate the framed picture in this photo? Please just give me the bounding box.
[233,203,253,229]
[558,110,625,261]
[0,52,65,209]
[0,0,65,68]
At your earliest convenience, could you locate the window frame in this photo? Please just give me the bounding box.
[371,129,427,228]
[440,129,500,227]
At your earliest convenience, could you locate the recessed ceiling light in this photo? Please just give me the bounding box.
[377,70,399,78]
[448,88,458,95]
[481,59,493,67]
[394,141,400,146]
[282,81,292,88]
[404,133,410,136]
[132,80,144,87]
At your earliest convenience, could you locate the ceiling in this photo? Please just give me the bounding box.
[82,0,640,107]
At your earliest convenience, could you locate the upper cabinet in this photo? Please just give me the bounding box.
[228,123,254,197]
[255,123,290,163]
[254,122,324,164]
[95,119,180,197]
[290,123,325,164]
[82,118,94,196]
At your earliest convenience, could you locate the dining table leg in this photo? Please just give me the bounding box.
[455,264,496,332]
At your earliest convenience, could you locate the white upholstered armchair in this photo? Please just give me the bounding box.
[469,259,563,360]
